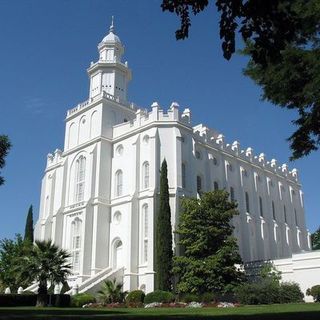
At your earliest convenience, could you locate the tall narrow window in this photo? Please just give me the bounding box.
[196,175,202,193]
[45,196,50,217]
[284,205,287,223]
[230,187,235,201]
[142,205,148,263]
[75,156,86,202]
[142,162,149,189]
[181,163,186,188]
[294,208,298,226]
[272,201,276,220]
[245,192,250,213]
[71,218,82,272]
[214,181,219,191]
[259,196,263,217]
[115,170,123,197]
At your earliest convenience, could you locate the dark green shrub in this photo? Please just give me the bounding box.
[144,290,174,304]
[49,294,70,307]
[0,294,37,307]
[125,290,145,304]
[200,292,216,303]
[71,293,96,307]
[307,285,320,302]
[279,282,304,303]
[235,280,280,305]
[180,293,200,303]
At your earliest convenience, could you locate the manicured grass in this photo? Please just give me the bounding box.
[0,303,320,319]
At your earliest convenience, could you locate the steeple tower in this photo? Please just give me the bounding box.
[88,17,131,101]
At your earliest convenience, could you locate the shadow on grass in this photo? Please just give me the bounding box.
[1,310,320,320]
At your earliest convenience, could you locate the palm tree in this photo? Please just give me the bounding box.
[18,240,71,307]
[97,279,127,304]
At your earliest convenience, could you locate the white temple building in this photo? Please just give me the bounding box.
[34,20,316,296]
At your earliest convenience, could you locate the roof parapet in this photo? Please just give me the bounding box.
[111,100,300,183]
[47,149,63,168]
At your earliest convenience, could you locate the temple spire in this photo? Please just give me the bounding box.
[88,19,131,101]
[109,16,115,33]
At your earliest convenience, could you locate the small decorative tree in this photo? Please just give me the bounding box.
[155,159,173,291]
[18,240,71,307]
[0,235,32,292]
[97,279,127,304]
[173,190,243,294]
[307,285,320,302]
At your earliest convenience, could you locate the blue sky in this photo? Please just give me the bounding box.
[0,0,319,239]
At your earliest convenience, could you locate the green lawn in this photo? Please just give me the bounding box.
[0,303,320,320]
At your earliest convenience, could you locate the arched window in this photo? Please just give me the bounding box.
[245,192,250,213]
[142,162,149,189]
[113,239,123,268]
[71,218,82,272]
[272,201,276,220]
[284,205,287,223]
[196,175,202,193]
[259,196,263,217]
[214,181,219,191]
[75,156,86,202]
[181,163,186,188]
[142,204,148,263]
[230,187,235,201]
[115,170,123,197]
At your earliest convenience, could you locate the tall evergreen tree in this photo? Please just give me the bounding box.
[155,159,173,291]
[24,205,34,243]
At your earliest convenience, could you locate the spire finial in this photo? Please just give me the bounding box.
[109,16,115,33]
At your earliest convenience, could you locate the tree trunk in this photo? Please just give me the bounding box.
[36,281,48,307]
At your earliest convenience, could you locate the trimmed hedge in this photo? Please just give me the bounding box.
[144,290,175,304]
[126,290,145,304]
[49,294,71,307]
[0,294,70,307]
[70,293,96,307]
[0,294,37,307]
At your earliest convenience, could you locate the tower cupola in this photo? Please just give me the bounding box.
[88,17,131,102]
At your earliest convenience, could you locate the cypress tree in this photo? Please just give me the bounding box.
[24,205,34,242]
[155,159,173,291]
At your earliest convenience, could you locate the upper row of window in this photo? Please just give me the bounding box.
[182,161,299,203]
[115,136,149,156]
[114,162,150,197]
